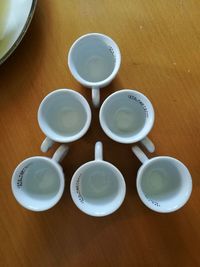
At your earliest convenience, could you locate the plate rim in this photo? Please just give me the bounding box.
[0,0,37,66]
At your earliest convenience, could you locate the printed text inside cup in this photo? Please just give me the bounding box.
[128,95,149,117]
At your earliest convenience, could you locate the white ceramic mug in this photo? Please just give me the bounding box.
[70,142,126,217]
[68,33,121,107]
[11,145,68,211]
[99,89,155,152]
[132,146,192,213]
[38,89,92,152]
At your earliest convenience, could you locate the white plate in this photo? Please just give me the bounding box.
[0,0,37,65]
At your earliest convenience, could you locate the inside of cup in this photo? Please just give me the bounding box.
[39,90,89,141]
[138,157,192,212]
[69,35,117,83]
[12,158,62,211]
[71,161,125,216]
[100,90,154,143]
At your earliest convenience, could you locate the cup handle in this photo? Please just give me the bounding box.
[132,145,149,164]
[140,136,155,153]
[52,144,69,163]
[92,87,100,108]
[41,137,55,152]
[95,141,103,161]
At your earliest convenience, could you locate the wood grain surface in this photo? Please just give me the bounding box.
[0,1,200,266]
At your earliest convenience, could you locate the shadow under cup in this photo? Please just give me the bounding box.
[70,161,126,217]
[12,157,64,211]
[137,157,192,212]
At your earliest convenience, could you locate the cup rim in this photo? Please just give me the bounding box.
[37,88,92,143]
[68,32,121,87]
[70,160,126,217]
[11,156,65,211]
[136,156,193,213]
[99,89,155,144]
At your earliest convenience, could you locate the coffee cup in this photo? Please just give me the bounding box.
[99,89,155,152]
[38,88,92,152]
[11,144,68,211]
[68,33,121,107]
[132,146,192,213]
[70,142,126,217]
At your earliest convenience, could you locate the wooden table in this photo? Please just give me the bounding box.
[1,1,200,266]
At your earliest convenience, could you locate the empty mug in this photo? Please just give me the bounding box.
[70,142,126,217]
[99,89,155,152]
[11,144,68,211]
[132,146,192,213]
[68,33,121,107]
[38,88,92,152]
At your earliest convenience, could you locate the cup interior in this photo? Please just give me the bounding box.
[12,157,64,211]
[38,89,91,142]
[100,90,154,143]
[137,157,192,212]
[69,34,120,84]
[70,161,126,216]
